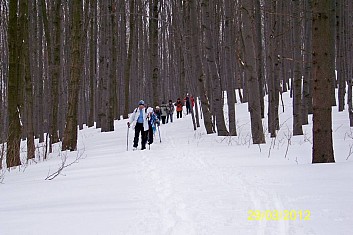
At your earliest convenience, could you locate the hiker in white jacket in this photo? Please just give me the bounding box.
[127,100,149,150]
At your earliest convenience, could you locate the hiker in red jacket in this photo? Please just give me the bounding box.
[190,95,195,108]
[175,98,183,119]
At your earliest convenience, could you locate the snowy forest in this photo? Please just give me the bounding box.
[0,0,351,169]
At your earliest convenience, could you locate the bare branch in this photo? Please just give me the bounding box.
[45,148,86,181]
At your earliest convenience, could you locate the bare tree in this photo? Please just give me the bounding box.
[302,0,313,124]
[265,0,281,138]
[7,0,22,168]
[2,0,353,160]
[97,1,114,132]
[0,0,9,145]
[240,0,265,144]
[87,0,97,127]
[62,0,83,151]
[312,0,335,163]
[201,0,229,136]
[336,0,345,113]
[22,0,35,160]
[223,0,237,136]
[190,0,214,134]
[150,0,159,107]
[123,0,135,118]
[255,0,265,119]
[292,0,303,136]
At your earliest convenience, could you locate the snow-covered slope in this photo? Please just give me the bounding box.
[1,92,352,235]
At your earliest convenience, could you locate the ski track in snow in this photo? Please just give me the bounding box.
[91,118,311,235]
[238,173,289,234]
[158,122,295,234]
[150,129,246,234]
[3,108,352,235]
[188,148,289,235]
[139,149,196,235]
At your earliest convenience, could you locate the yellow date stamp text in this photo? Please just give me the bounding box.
[248,210,311,221]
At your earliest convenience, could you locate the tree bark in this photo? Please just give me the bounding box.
[123,0,135,118]
[62,0,83,151]
[202,0,229,136]
[292,0,303,136]
[224,0,237,136]
[0,1,9,144]
[88,0,97,127]
[7,0,22,167]
[51,0,61,143]
[150,0,159,107]
[21,0,35,160]
[312,0,335,163]
[255,0,265,119]
[191,0,214,134]
[240,0,265,144]
[303,0,313,123]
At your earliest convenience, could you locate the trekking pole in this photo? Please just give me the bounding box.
[157,125,161,143]
[126,126,129,151]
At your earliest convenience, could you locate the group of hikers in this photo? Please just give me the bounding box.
[127,95,195,150]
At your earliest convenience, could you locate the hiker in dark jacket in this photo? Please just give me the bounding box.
[166,100,174,123]
[155,106,162,121]
[160,102,168,124]
[184,94,191,115]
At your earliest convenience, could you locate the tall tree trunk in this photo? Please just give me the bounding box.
[51,0,61,144]
[329,0,336,107]
[346,1,353,126]
[181,0,197,130]
[202,0,228,136]
[36,0,45,143]
[109,3,117,130]
[123,0,135,118]
[98,1,109,132]
[58,1,69,141]
[255,0,265,118]
[150,0,159,107]
[22,0,35,160]
[1,0,9,145]
[7,0,22,167]
[224,0,237,136]
[0,2,4,145]
[336,0,345,112]
[88,0,97,127]
[62,0,82,151]
[292,0,303,136]
[348,84,353,126]
[190,0,214,134]
[266,0,280,138]
[303,0,313,122]
[312,0,335,163]
[240,0,265,144]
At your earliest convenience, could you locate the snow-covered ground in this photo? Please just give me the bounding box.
[1,92,353,235]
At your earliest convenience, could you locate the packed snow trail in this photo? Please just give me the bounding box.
[116,115,300,234]
[1,104,353,234]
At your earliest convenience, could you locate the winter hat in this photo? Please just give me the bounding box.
[138,100,145,105]
[156,106,160,109]
[147,107,153,113]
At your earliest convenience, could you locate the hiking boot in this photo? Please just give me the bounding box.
[141,146,146,150]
